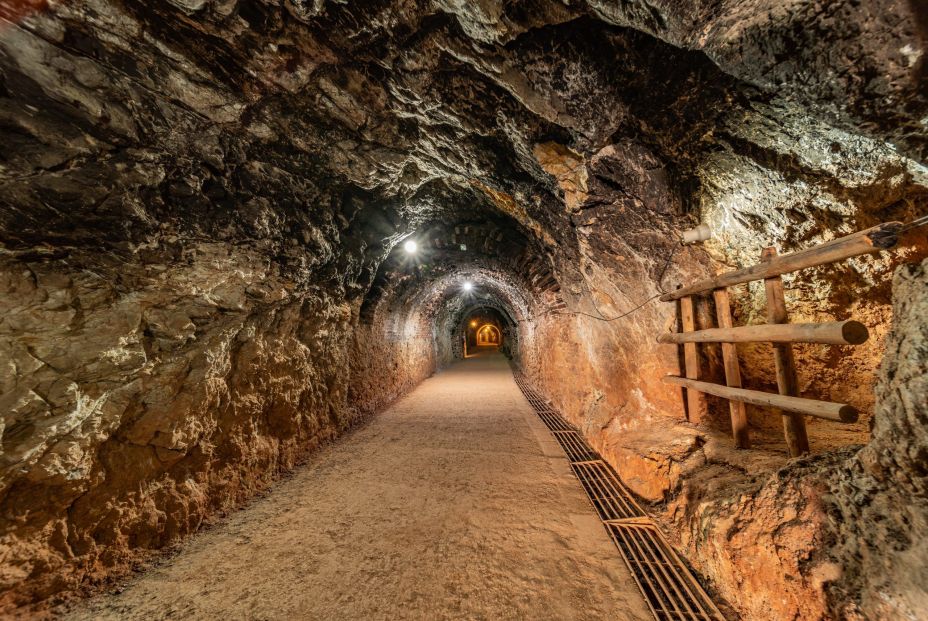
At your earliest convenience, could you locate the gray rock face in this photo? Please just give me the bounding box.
[827,259,928,619]
[0,0,926,617]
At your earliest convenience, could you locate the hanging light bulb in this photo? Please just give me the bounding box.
[462,281,473,291]
[403,239,418,254]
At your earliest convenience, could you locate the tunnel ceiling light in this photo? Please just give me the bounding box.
[462,281,473,291]
[403,239,418,254]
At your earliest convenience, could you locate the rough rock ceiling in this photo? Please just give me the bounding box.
[3,0,923,289]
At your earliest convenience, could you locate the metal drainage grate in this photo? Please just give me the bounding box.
[511,368,726,621]
[570,460,645,521]
[606,522,725,621]
[523,392,551,411]
[537,410,574,432]
[552,431,599,462]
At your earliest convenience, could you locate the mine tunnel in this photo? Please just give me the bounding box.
[1,2,928,620]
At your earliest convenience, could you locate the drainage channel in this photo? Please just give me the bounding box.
[512,371,726,621]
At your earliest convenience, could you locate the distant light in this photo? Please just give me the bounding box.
[403,240,418,254]
[463,281,473,291]
[470,320,477,327]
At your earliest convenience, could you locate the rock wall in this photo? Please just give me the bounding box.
[523,218,928,621]
[826,258,928,619]
[0,234,445,614]
[347,307,436,419]
[518,135,928,619]
[0,240,361,609]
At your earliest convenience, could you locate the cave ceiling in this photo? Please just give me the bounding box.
[1,0,925,309]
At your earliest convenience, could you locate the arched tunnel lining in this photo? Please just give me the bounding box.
[360,228,552,371]
[458,306,513,356]
[424,272,533,367]
[474,321,502,347]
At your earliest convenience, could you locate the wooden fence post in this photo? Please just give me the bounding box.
[712,288,750,448]
[762,247,810,457]
[680,295,708,424]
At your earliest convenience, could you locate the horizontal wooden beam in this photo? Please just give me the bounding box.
[660,222,902,301]
[662,375,858,423]
[657,320,869,345]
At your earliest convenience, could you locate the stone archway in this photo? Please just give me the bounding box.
[476,324,501,346]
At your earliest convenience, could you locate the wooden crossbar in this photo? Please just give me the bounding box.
[662,376,858,423]
[657,320,869,345]
[657,222,899,456]
[659,222,902,301]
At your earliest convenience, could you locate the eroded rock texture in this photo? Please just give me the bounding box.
[0,0,926,618]
[827,259,928,619]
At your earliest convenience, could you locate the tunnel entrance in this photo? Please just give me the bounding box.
[476,324,501,347]
[461,307,509,358]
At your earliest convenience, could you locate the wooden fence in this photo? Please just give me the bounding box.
[659,222,903,457]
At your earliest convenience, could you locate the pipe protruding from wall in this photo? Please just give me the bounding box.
[681,223,712,245]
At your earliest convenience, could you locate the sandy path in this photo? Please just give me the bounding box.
[63,351,652,621]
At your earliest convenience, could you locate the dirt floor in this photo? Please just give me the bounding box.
[60,350,652,620]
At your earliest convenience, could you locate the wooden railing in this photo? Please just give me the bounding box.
[659,222,903,457]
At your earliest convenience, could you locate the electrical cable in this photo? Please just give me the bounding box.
[899,212,928,234]
[516,213,928,325]
[519,243,682,324]
[540,292,664,323]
